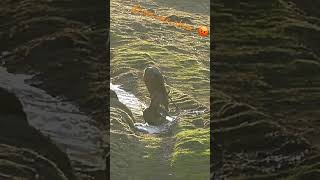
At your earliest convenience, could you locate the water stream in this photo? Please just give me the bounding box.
[110,83,146,115]
[110,82,178,134]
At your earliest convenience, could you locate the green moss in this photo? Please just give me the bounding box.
[110,0,210,178]
[171,129,210,180]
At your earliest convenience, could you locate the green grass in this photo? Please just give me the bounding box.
[110,0,210,179]
[171,128,210,180]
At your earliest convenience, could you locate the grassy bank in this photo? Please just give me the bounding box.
[110,0,210,179]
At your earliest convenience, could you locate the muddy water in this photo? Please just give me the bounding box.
[0,66,105,173]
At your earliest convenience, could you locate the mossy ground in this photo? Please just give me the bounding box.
[110,0,210,179]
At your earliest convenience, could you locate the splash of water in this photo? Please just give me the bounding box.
[134,115,178,134]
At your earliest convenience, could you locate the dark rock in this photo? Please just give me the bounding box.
[143,107,166,126]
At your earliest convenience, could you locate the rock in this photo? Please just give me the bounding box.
[143,107,166,126]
